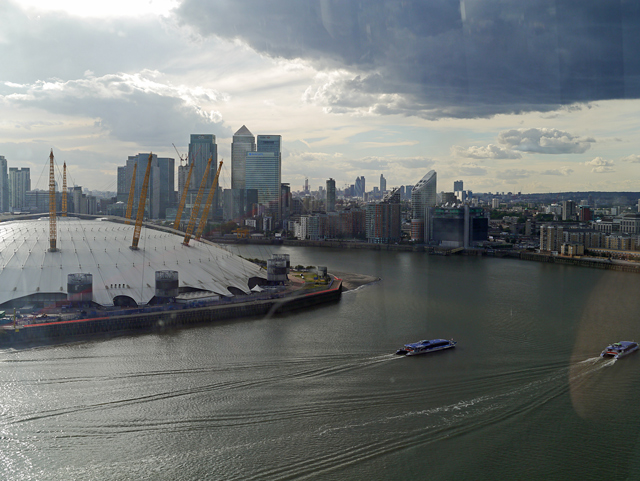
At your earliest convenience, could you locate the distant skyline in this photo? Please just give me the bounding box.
[1,1,640,194]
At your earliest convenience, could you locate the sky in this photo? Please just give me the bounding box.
[1,0,640,195]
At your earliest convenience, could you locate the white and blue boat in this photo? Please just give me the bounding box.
[600,341,638,359]
[395,339,456,356]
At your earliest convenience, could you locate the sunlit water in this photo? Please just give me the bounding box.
[2,246,640,480]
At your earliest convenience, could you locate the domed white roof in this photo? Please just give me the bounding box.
[0,217,265,307]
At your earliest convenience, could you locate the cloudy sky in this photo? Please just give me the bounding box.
[1,0,639,195]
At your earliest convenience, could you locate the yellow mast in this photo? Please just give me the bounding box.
[131,153,153,250]
[124,162,138,225]
[182,156,213,246]
[62,162,67,217]
[173,162,193,230]
[195,160,223,241]
[48,149,57,251]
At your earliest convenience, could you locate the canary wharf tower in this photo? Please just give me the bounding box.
[231,125,255,190]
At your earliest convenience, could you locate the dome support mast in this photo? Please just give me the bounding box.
[62,162,67,217]
[49,149,57,251]
[182,156,212,246]
[173,161,193,230]
[131,153,153,250]
[195,160,223,241]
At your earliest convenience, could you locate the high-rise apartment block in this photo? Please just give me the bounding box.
[540,225,564,252]
[326,178,336,212]
[366,188,401,244]
[231,125,255,190]
[562,200,576,221]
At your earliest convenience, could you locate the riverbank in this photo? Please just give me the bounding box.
[215,237,640,274]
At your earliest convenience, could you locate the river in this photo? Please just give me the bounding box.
[2,245,640,480]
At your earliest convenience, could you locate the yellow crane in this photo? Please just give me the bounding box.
[62,162,67,217]
[48,149,57,251]
[173,161,193,230]
[131,153,153,250]
[182,156,213,246]
[124,162,137,225]
[195,160,223,241]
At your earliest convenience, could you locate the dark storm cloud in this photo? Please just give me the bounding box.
[177,0,640,119]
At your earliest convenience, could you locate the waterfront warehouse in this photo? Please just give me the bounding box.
[0,216,266,310]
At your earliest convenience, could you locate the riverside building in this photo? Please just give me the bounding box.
[411,170,437,242]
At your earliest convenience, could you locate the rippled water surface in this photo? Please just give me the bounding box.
[2,246,640,480]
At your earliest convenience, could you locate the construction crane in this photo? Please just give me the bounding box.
[131,153,153,250]
[173,161,193,230]
[61,162,67,217]
[182,156,213,246]
[195,160,223,241]
[48,149,57,251]
[124,162,137,225]
[172,143,187,165]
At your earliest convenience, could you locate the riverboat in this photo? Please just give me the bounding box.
[600,341,638,359]
[395,338,456,356]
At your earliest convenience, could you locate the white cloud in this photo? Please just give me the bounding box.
[584,157,613,166]
[498,128,594,154]
[585,157,615,173]
[540,167,574,176]
[620,154,640,163]
[452,144,521,160]
[1,71,229,145]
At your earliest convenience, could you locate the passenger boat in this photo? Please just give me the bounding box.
[395,338,456,356]
[600,341,638,359]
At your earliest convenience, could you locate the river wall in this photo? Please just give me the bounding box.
[519,252,640,273]
[0,279,342,347]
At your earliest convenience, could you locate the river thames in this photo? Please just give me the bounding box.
[2,245,640,480]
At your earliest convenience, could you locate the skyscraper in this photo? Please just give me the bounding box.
[257,135,281,156]
[380,174,386,193]
[116,154,174,219]
[246,152,281,220]
[231,125,255,190]
[453,180,463,192]
[0,155,8,212]
[355,176,366,198]
[9,167,30,212]
[411,170,437,242]
[188,134,217,195]
[326,178,336,212]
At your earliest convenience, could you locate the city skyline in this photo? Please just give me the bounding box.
[1,1,640,194]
